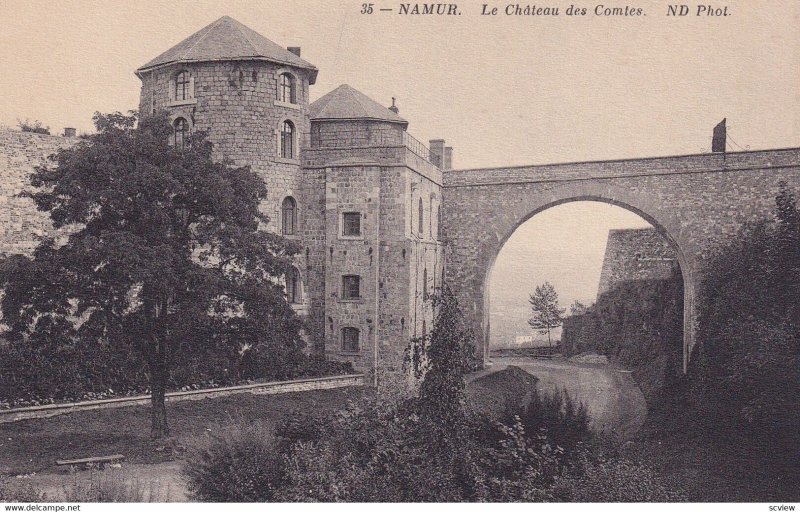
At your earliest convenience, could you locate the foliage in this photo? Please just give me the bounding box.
[553,454,687,502]
[0,111,304,437]
[185,287,685,502]
[17,118,50,135]
[0,335,353,406]
[185,419,286,502]
[528,282,565,346]
[569,300,590,316]
[513,387,590,454]
[61,472,170,502]
[0,478,46,502]
[560,269,684,408]
[687,181,800,444]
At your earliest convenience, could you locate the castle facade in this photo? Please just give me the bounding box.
[134,16,449,371]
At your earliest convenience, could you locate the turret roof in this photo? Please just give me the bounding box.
[310,84,408,125]
[136,16,317,83]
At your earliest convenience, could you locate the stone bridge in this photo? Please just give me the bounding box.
[442,148,800,370]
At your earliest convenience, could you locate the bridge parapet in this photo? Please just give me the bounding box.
[443,148,800,187]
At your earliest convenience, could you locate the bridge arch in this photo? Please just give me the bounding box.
[444,178,698,371]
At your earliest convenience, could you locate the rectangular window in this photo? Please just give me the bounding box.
[342,327,360,352]
[342,275,361,300]
[342,212,361,237]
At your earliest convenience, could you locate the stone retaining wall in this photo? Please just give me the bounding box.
[0,373,365,424]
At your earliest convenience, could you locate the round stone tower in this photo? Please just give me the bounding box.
[135,15,318,236]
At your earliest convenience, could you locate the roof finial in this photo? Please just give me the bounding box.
[389,97,399,114]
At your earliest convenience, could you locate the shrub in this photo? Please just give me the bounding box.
[517,387,590,454]
[687,181,800,453]
[0,478,46,502]
[184,419,286,502]
[16,119,50,135]
[60,472,170,502]
[554,455,687,502]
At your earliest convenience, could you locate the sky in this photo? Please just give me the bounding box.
[0,1,797,343]
[0,0,797,167]
[488,202,651,345]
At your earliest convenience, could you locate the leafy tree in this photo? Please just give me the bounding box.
[528,282,565,347]
[0,111,303,438]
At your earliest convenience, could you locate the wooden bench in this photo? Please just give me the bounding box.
[56,454,125,469]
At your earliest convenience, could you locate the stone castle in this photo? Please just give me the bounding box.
[5,16,797,372]
[1,16,448,372]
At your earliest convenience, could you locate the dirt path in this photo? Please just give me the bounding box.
[482,357,648,439]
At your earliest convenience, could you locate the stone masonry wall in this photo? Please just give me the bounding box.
[597,228,678,299]
[303,123,444,372]
[0,129,76,256]
[137,60,312,237]
[311,120,404,149]
[442,148,800,367]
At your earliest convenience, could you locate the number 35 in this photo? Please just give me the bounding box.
[361,3,374,14]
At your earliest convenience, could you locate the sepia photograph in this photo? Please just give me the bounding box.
[0,0,798,507]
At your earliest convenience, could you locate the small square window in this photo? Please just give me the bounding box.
[342,212,361,237]
[342,327,360,352]
[342,275,361,300]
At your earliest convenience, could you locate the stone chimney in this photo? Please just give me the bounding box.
[388,97,399,114]
[429,139,445,168]
[63,127,76,138]
[444,146,453,170]
[287,47,301,57]
[712,118,726,153]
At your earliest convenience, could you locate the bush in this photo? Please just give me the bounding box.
[184,419,286,502]
[516,387,590,454]
[554,455,687,502]
[687,182,800,453]
[60,472,170,502]
[0,330,353,406]
[184,288,683,502]
[16,119,50,135]
[0,478,46,502]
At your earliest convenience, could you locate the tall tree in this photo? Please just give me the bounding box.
[0,111,303,438]
[528,282,565,347]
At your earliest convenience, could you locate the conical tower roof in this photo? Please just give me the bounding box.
[136,16,317,83]
[310,84,408,126]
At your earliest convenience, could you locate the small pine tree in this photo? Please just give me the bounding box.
[528,282,565,347]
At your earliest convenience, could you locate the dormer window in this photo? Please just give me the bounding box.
[175,71,191,101]
[278,73,296,103]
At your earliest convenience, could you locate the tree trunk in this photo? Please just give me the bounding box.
[547,328,552,348]
[150,364,170,439]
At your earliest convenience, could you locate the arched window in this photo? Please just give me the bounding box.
[285,267,301,304]
[423,267,428,300]
[280,120,295,159]
[282,196,297,235]
[418,198,424,236]
[173,117,189,149]
[175,71,190,101]
[437,205,442,240]
[278,73,296,103]
[342,327,360,352]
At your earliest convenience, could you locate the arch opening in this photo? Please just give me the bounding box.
[483,198,692,377]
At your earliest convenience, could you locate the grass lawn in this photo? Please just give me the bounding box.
[0,386,367,476]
